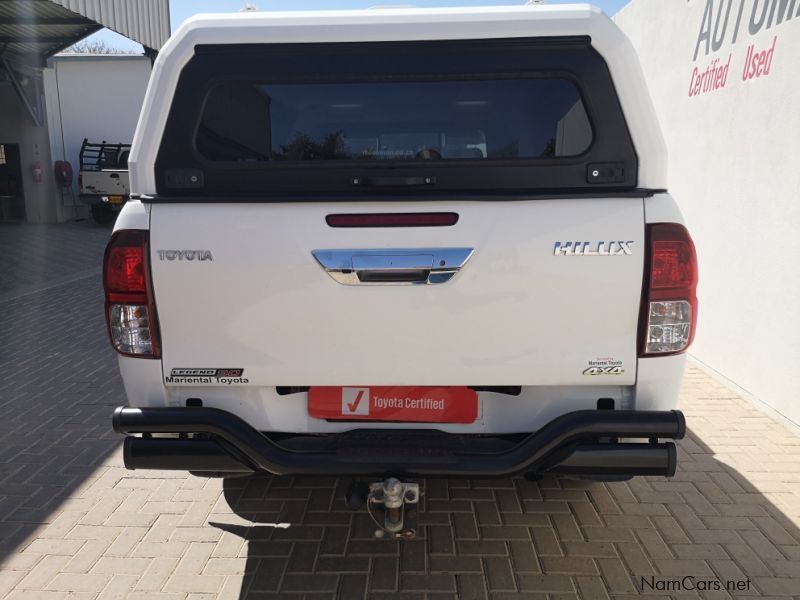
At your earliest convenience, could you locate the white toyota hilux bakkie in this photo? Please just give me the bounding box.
[107,5,697,536]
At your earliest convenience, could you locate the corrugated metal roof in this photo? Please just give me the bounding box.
[0,0,169,63]
[51,0,170,51]
[0,1,100,61]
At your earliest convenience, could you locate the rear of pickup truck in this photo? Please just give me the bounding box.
[78,140,132,224]
[107,6,697,490]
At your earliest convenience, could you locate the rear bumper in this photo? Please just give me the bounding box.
[113,406,685,478]
[79,194,125,206]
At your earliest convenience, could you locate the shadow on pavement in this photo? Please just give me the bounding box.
[0,222,119,562]
[217,428,800,598]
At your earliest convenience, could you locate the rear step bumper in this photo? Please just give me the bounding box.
[113,406,685,478]
[113,407,685,478]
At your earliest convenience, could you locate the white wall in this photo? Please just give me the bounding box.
[43,55,151,222]
[0,82,58,223]
[615,0,800,426]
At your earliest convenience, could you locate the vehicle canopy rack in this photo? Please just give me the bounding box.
[79,138,131,171]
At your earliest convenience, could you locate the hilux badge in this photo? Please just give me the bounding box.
[553,241,634,256]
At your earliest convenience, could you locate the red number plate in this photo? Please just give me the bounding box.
[308,386,478,423]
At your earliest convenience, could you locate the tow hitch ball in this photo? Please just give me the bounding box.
[347,478,420,539]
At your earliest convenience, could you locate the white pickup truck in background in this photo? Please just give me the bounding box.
[78,138,130,224]
[105,5,698,538]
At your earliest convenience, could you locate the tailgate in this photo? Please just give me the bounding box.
[149,199,644,387]
[80,170,129,195]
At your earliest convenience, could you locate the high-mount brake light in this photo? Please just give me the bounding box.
[326,213,459,227]
[103,230,160,358]
[640,223,698,356]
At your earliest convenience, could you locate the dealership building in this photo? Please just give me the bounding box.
[0,0,168,223]
[616,0,800,429]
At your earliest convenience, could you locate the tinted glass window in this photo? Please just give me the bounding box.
[196,79,592,163]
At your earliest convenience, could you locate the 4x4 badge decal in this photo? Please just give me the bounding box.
[583,366,625,376]
[583,357,625,376]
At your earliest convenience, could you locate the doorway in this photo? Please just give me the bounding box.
[0,143,26,221]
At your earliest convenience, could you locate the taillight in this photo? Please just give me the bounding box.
[103,230,160,358]
[639,223,698,356]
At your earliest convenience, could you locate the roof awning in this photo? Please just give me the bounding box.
[0,0,169,126]
[0,1,101,63]
[49,0,170,54]
[0,0,169,65]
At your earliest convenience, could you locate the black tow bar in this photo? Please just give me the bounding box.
[114,406,685,478]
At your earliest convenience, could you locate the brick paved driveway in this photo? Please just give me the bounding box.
[1,222,799,599]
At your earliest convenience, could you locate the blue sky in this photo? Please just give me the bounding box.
[87,0,630,52]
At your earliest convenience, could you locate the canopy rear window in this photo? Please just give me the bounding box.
[197,79,592,163]
[155,38,637,198]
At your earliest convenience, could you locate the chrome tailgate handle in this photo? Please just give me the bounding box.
[312,248,474,285]
[352,254,433,284]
